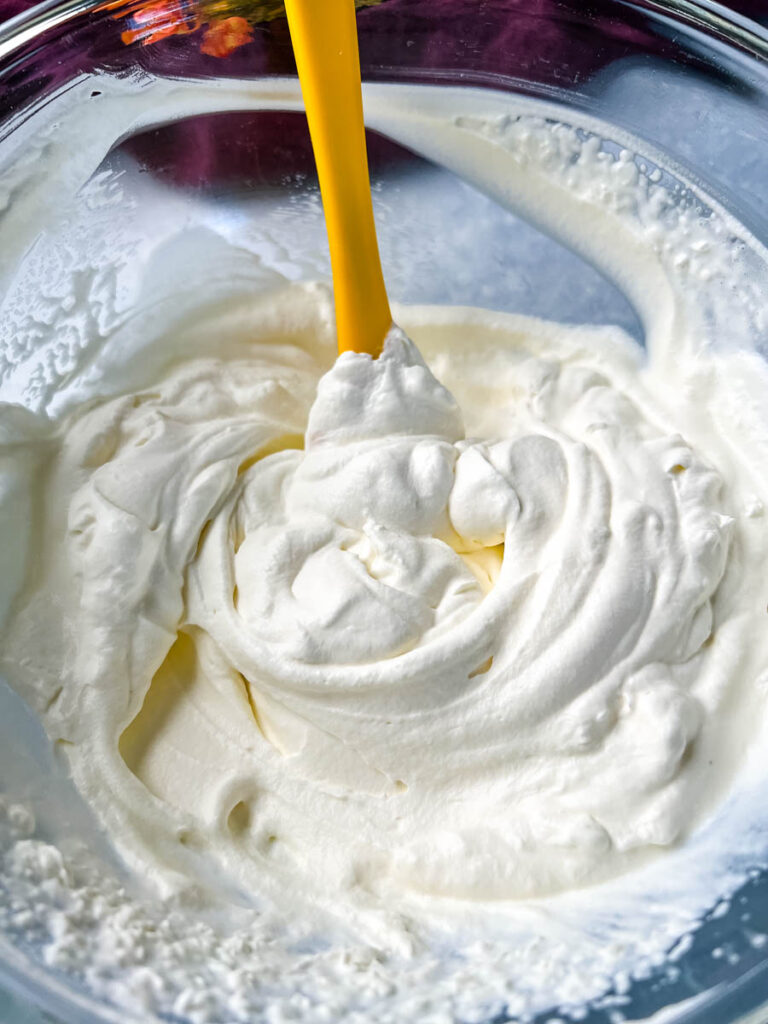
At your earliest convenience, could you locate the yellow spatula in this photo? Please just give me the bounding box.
[284,0,392,358]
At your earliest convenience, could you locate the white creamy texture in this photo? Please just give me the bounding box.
[2,74,768,1023]
[2,287,765,912]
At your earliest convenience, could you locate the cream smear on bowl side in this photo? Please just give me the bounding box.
[1,74,768,1023]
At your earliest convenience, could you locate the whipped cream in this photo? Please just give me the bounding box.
[1,284,762,915]
[2,73,768,1023]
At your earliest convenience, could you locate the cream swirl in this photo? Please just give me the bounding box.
[1,291,742,911]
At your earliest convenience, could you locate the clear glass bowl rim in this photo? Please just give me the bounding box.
[1,0,768,65]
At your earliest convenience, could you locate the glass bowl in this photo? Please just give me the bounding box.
[1,1,768,1021]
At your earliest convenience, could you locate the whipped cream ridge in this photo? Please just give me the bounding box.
[2,74,768,1021]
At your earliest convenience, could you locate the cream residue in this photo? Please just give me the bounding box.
[2,73,768,1023]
